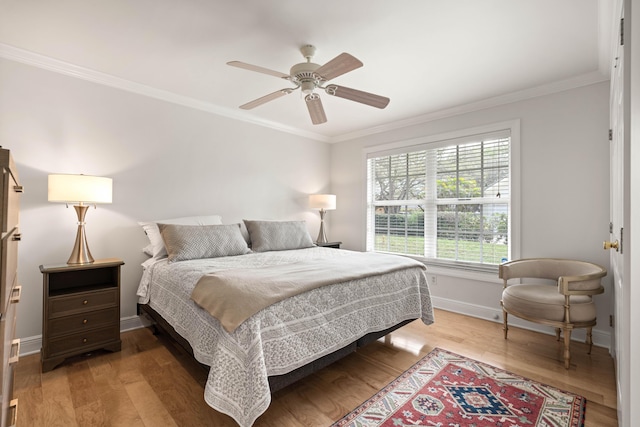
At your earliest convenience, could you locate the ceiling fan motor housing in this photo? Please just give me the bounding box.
[290,62,322,93]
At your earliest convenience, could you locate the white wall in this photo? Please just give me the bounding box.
[0,54,614,352]
[331,82,613,346]
[0,58,330,343]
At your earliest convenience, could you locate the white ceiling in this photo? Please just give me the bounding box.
[0,0,615,142]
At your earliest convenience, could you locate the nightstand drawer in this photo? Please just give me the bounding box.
[48,288,118,318]
[48,307,118,338]
[47,325,119,357]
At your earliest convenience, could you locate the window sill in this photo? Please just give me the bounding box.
[376,251,503,284]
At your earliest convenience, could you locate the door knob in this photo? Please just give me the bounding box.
[603,240,619,251]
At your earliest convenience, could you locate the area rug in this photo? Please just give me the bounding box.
[331,348,585,427]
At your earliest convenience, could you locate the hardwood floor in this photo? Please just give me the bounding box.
[14,309,618,426]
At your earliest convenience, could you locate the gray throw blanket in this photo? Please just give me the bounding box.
[191,251,426,332]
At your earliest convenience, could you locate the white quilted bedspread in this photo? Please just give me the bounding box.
[136,247,434,427]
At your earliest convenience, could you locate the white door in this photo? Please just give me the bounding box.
[609,49,627,427]
[607,2,631,425]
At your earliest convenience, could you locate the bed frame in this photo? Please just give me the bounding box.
[138,303,414,392]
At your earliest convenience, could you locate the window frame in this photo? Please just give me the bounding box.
[363,120,521,273]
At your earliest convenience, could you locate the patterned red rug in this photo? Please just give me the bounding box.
[331,348,585,427]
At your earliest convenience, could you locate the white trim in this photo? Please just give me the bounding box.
[18,305,611,358]
[0,43,331,143]
[363,120,520,156]
[121,314,151,331]
[334,72,607,143]
[0,43,606,145]
[509,120,522,262]
[431,296,612,350]
[364,120,521,266]
[426,264,502,284]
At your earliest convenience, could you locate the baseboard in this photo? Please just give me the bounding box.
[431,296,612,351]
[18,302,613,357]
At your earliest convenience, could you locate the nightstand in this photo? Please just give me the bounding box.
[316,241,342,249]
[39,258,124,372]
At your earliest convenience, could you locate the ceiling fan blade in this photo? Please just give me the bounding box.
[227,61,290,79]
[314,53,363,81]
[325,84,390,109]
[240,89,293,110]
[305,93,327,125]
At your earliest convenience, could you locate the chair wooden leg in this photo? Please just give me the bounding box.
[586,327,593,354]
[503,310,509,339]
[563,327,572,369]
[555,328,561,341]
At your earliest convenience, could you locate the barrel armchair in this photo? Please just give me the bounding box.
[499,258,606,369]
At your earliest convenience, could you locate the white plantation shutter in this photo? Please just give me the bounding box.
[366,130,511,267]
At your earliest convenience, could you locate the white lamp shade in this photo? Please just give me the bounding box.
[48,174,113,204]
[309,194,336,210]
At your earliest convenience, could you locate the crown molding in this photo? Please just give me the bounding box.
[0,43,331,143]
[0,43,608,145]
[332,70,609,143]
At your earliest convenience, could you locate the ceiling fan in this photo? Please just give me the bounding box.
[227,45,390,125]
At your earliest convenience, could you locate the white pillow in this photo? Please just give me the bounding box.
[139,214,223,259]
[158,223,250,262]
[142,243,154,256]
[244,220,314,252]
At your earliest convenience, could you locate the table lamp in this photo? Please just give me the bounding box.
[48,174,112,264]
[309,194,336,244]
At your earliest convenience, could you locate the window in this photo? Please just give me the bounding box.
[366,123,518,270]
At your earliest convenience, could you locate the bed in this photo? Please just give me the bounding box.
[136,217,434,427]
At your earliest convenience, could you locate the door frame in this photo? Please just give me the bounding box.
[610,0,638,425]
[626,0,639,424]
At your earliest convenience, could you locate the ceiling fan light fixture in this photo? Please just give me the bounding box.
[301,80,316,94]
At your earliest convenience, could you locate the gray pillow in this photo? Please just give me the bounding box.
[158,223,250,262]
[243,220,314,252]
[138,214,223,259]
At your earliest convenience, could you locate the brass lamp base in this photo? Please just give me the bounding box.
[316,208,329,244]
[67,204,94,264]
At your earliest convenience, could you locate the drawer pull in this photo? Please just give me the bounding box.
[10,285,21,303]
[83,338,88,343]
[12,233,21,241]
[14,185,24,193]
[83,300,88,305]
[83,319,88,324]
[8,398,17,427]
[9,339,20,365]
